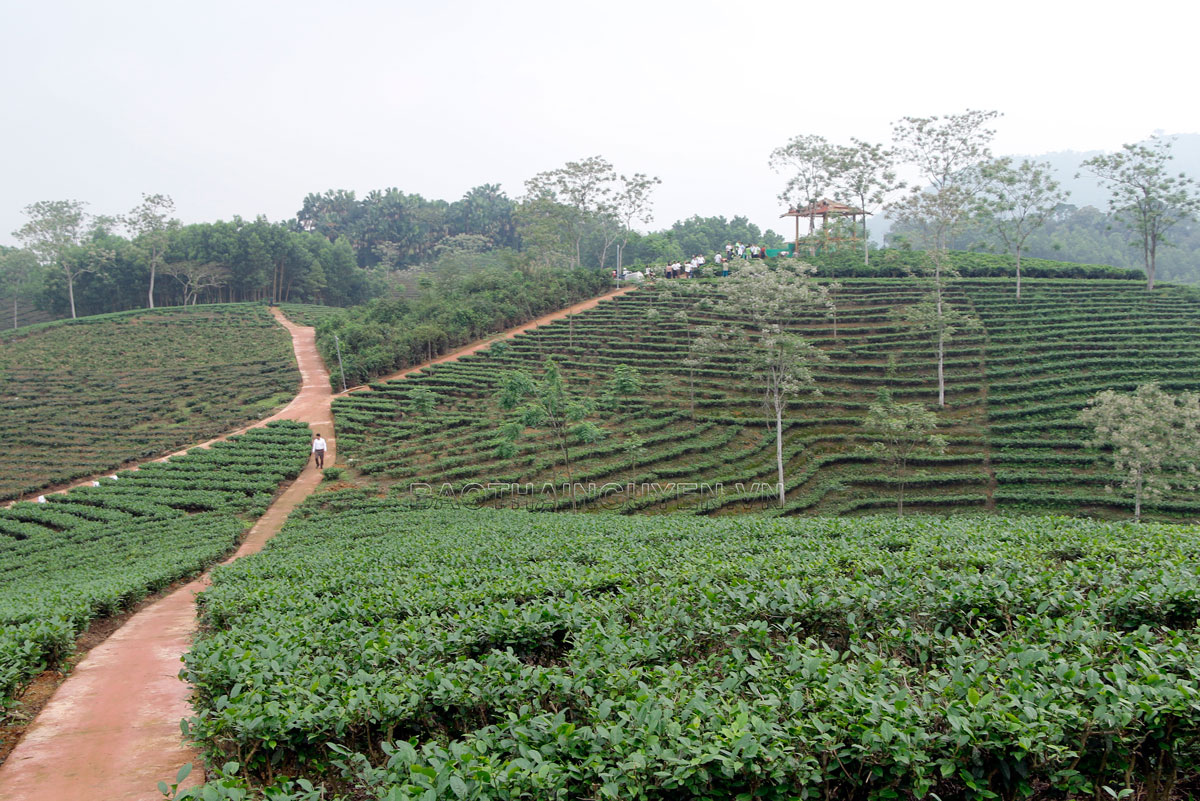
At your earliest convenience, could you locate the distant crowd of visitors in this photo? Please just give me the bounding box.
[615,241,775,283]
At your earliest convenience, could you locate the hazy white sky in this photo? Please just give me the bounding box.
[2,0,1195,246]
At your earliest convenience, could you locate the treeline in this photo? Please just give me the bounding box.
[3,166,787,326]
[315,260,610,388]
[46,219,375,318]
[296,182,783,272]
[890,202,1200,284]
[297,184,520,269]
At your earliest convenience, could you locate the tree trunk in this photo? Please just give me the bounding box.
[12,296,17,330]
[863,216,869,266]
[1014,244,1022,300]
[937,333,945,408]
[898,481,905,516]
[775,394,785,507]
[1134,468,1143,522]
[689,367,695,419]
[934,272,946,407]
[67,272,77,319]
[1147,236,1157,291]
[148,264,156,309]
[557,429,576,511]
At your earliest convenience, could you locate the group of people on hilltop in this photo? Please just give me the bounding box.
[726,241,769,260]
[623,240,774,283]
[654,253,708,280]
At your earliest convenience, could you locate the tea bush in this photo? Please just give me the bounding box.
[0,420,311,715]
[0,304,299,501]
[181,502,1200,799]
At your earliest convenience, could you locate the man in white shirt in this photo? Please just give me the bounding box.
[312,433,328,468]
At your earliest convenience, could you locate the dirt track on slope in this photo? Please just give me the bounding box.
[0,289,635,798]
[342,284,636,391]
[0,309,334,800]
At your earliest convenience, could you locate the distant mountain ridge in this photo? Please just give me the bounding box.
[1015,132,1200,209]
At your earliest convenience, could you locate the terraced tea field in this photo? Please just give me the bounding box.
[274,303,344,327]
[0,304,299,501]
[0,420,311,714]
[182,500,1200,798]
[332,278,1200,519]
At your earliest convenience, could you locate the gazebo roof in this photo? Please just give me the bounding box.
[781,199,868,218]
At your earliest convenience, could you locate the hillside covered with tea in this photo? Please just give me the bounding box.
[0,304,299,501]
[333,276,1200,520]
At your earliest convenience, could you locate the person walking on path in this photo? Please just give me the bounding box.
[312,433,327,468]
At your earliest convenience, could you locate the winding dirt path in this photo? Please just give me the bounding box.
[0,309,333,800]
[342,285,637,391]
[0,288,636,798]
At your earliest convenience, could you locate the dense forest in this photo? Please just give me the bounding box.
[0,173,784,326]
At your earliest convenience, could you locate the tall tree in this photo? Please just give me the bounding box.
[1078,383,1200,521]
[123,193,178,308]
[0,248,40,329]
[613,172,661,273]
[891,109,1001,193]
[1080,137,1200,290]
[889,111,996,407]
[513,196,577,269]
[860,388,947,516]
[495,359,604,509]
[829,139,903,265]
[523,156,617,269]
[296,189,361,243]
[974,158,1068,299]
[450,184,518,249]
[769,134,835,211]
[161,260,230,305]
[900,267,980,408]
[14,200,105,319]
[700,262,831,506]
[890,110,999,255]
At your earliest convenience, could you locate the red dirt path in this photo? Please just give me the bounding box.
[341,285,636,391]
[0,289,634,798]
[0,309,333,800]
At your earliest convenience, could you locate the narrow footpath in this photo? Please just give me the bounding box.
[344,284,636,390]
[0,287,635,799]
[0,309,333,800]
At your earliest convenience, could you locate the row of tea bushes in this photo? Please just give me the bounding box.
[180,502,1200,799]
[0,304,299,501]
[0,420,312,716]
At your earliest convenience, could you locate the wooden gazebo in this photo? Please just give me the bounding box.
[782,199,868,256]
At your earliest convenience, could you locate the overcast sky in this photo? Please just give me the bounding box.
[2,0,1196,246]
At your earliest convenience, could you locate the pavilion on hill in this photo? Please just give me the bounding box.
[782,199,868,256]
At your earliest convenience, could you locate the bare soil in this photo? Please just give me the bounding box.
[344,286,636,391]
[0,309,331,800]
[0,293,635,799]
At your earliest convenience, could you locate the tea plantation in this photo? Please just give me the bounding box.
[0,304,299,501]
[275,303,345,327]
[0,420,311,717]
[183,499,1200,799]
[332,277,1200,520]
